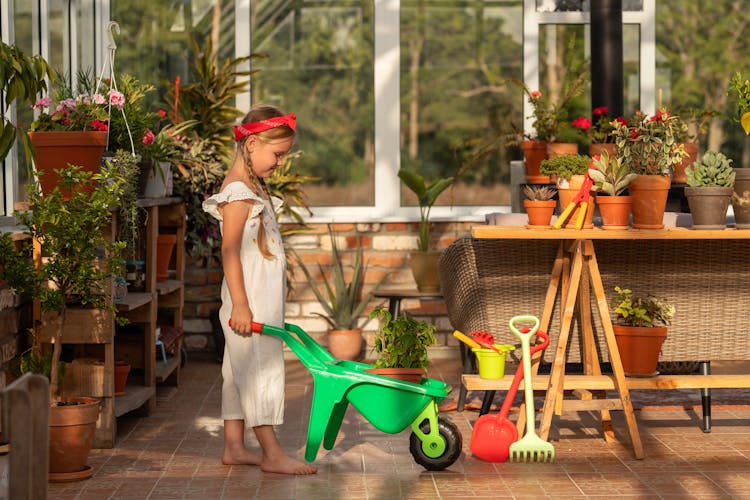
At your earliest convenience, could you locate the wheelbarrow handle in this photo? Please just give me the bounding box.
[227,319,264,335]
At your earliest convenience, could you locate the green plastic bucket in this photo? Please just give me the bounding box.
[472,344,514,379]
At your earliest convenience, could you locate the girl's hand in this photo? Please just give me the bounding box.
[229,307,254,335]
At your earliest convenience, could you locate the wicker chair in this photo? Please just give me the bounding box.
[439,235,750,426]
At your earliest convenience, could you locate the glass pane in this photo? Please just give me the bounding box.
[400,0,523,207]
[251,0,375,206]
[11,0,35,209]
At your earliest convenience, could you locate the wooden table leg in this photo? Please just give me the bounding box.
[586,241,644,459]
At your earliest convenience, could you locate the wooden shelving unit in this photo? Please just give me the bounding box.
[37,197,186,448]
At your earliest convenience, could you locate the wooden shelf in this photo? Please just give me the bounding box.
[155,356,180,384]
[156,280,183,296]
[116,292,153,312]
[114,385,156,417]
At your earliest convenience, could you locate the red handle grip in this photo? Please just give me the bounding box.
[227,319,264,334]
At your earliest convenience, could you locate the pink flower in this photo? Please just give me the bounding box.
[529,90,542,99]
[33,96,52,111]
[92,94,107,105]
[593,106,608,116]
[142,129,155,145]
[572,116,591,130]
[108,90,125,110]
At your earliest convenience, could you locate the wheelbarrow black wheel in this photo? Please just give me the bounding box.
[409,416,462,471]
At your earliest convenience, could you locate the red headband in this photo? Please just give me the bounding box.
[233,113,296,141]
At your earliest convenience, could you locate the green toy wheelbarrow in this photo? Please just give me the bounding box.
[250,321,462,470]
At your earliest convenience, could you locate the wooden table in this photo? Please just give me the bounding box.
[468,226,750,460]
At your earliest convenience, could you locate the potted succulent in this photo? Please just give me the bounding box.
[365,306,437,383]
[727,73,750,228]
[610,286,675,376]
[522,185,557,227]
[684,151,735,229]
[588,150,637,229]
[611,108,686,229]
[294,227,384,361]
[540,154,595,228]
[0,163,126,480]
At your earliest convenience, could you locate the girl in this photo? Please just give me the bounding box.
[203,104,316,475]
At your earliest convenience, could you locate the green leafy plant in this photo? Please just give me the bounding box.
[0,164,127,400]
[0,41,51,161]
[295,227,384,330]
[588,150,637,196]
[540,154,591,181]
[611,286,674,328]
[107,150,142,260]
[523,185,556,201]
[369,306,436,369]
[686,151,735,187]
[727,72,750,135]
[611,108,687,175]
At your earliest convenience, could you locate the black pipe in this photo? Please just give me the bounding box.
[590,0,624,118]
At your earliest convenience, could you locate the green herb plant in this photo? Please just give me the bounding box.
[611,286,674,328]
[369,306,436,370]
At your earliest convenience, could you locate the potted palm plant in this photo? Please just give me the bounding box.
[365,306,437,383]
[684,151,735,229]
[610,286,674,376]
[0,163,126,480]
[295,227,384,360]
[588,150,637,229]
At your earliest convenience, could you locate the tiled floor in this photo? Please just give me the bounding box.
[48,354,750,499]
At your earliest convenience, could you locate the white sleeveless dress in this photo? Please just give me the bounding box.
[203,181,286,427]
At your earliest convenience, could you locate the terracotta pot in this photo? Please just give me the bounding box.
[327,329,363,361]
[731,168,750,229]
[672,142,699,184]
[521,140,550,183]
[547,142,578,158]
[364,367,425,384]
[588,143,617,158]
[28,131,108,197]
[596,195,632,229]
[114,360,131,395]
[523,199,557,227]
[685,186,732,229]
[156,234,177,282]
[613,325,667,376]
[409,250,441,293]
[49,396,100,477]
[556,174,596,229]
[628,174,671,229]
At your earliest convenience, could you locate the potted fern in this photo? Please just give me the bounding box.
[365,306,437,383]
[295,227,384,360]
[684,151,735,229]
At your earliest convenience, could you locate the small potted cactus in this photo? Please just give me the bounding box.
[684,151,735,229]
[522,185,557,227]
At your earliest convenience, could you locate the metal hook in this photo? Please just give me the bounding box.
[106,21,120,51]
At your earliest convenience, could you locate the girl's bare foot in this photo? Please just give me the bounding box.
[222,446,262,465]
[261,454,317,475]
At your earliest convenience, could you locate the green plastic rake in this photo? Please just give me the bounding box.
[508,315,555,463]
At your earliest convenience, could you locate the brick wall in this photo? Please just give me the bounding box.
[181,221,475,357]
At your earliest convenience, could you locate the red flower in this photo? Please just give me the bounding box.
[572,116,591,130]
[614,116,628,126]
[157,109,167,118]
[142,129,155,145]
[593,106,608,116]
[530,90,542,99]
[629,127,639,140]
[90,119,108,131]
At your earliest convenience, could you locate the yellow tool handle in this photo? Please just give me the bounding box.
[553,202,576,229]
[453,330,481,349]
[574,202,588,229]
